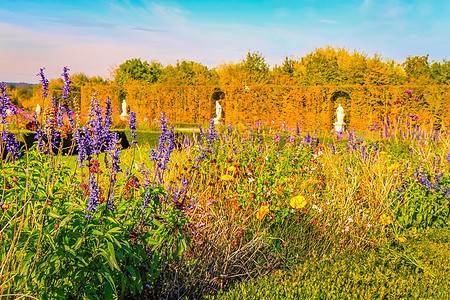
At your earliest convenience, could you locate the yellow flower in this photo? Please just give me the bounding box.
[380,213,392,226]
[290,195,307,209]
[284,177,294,183]
[256,206,270,220]
[396,236,407,243]
[227,166,236,172]
[387,163,400,171]
[220,174,233,182]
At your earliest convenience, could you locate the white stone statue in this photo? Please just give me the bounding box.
[120,100,128,117]
[334,104,345,132]
[35,104,41,115]
[214,101,222,124]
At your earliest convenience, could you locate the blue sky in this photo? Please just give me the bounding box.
[1,0,450,83]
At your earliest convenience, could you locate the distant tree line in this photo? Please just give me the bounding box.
[111,46,450,86]
[7,46,450,111]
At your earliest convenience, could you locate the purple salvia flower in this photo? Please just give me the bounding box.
[129,111,137,145]
[207,118,217,150]
[83,173,100,220]
[56,104,64,128]
[420,168,428,186]
[149,112,176,185]
[427,181,433,192]
[330,141,336,155]
[0,82,11,122]
[198,124,204,143]
[107,132,122,175]
[106,132,122,210]
[142,186,152,214]
[434,173,443,192]
[75,127,92,168]
[61,66,72,103]
[2,131,21,161]
[37,68,49,99]
[104,97,112,132]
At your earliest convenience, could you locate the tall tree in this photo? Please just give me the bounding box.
[239,51,270,84]
[431,60,450,84]
[114,58,163,85]
[159,60,219,85]
[402,55,434,84]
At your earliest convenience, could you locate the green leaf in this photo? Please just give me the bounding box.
[92,229,104,236]
[102,267,117,298]
[126,266,143,293]
[74,237,84,249]
[103,241,120,271]
[59,215,70,228]
[107,227,123,235]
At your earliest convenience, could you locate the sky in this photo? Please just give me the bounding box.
[1,0,450,83]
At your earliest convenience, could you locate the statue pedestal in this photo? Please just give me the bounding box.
[120,114,128,122]
[213,117,220,125]
[333,122,345,133]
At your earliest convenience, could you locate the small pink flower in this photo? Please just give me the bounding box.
[411,115,419,120]
[404,90,413,95]
[414,97,419,101]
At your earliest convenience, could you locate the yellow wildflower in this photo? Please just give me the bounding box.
[256,206,270,220]
[227,166,236,172]
[290,195,307,209]
[396,236,407,243]
[284,177,294,183]
[220,174,233,182]
[380,214,392,226]
[387,163,400,171]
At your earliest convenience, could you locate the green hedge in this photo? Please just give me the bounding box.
[13,130,197,154]
[208,230,450,299]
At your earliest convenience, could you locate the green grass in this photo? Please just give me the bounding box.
[207,230,450,299]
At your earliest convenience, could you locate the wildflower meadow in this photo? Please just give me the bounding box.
[1,67,450,299]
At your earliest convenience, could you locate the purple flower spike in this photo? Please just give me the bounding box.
[56,104,64,128]
[129,111,137,145]
[61,66,72,103]
[84,173,100,220]
[37,68,49,99]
